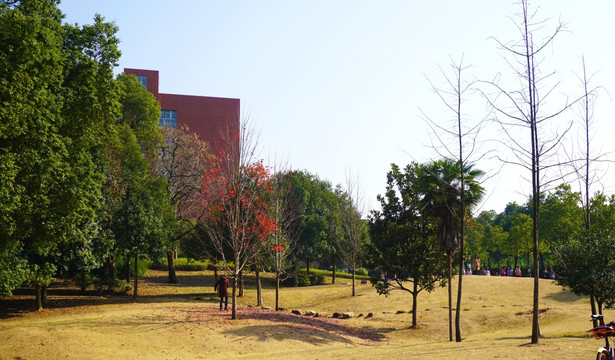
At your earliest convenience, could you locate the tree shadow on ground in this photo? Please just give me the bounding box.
[543,288,585,303]
[223,308,390,345]
[0,273,222,319]
[0,292,220,319]
[223,324,356,346]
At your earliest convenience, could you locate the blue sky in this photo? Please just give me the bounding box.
[59,0,615,213]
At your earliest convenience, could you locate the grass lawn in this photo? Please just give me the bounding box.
[0,270,609,359]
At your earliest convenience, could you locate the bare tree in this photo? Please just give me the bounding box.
[480,0,579,344]
[564,57,609,324]
[335,170,368,297]
[157,125,213,283]
[422,56,486,342]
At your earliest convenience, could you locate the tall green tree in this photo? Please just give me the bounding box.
[0,1,121,306]
[366,163,447,328]
[503,213,533,268]
[116,73,162,157]
[112,69,171,295]
[557,193,615,315]
[110,125,174,298]
[282,170,339,277]
[55,13,122,292]
[540,184,583,255]
[0,0,66,303]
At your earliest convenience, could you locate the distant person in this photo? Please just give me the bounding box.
[485,266,491,276]
[525,266,532,277]
[506,266,513,277]
[514,266,522,277]
[500,267,507,276]
[548,268,555,279]
[214,275,229,311]
[473,255,481,275]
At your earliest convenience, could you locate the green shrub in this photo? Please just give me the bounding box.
[135,258,151,277]
[296,270,311,287]
[356,267,368,276]
[310,274,325,285]
[114,256,151,278]
[113,279,131,295]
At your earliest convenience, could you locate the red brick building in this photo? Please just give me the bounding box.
[124,68,240,153]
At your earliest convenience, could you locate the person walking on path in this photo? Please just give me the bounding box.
[214,275,229,311]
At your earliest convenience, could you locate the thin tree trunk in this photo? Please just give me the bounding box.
[167,249,177,284]
[351,268,356,296]
[275,272,280,311]
[448,253,453,342]
[256,268,262,306]
[231,271,238,320]
[332,253,336,284]
[133,256,138,299]
[306,256,310,275]
[293,263,298,287]
[455,71,465,343]
[412,281,418,328]
[591,294,598,327]
[456,246,463,342]
[80,269,87,292]
[35,283,42,311]
[238,270,244,297]
[213,265,218,284]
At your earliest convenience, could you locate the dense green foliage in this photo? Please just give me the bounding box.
[0,1,174,303]
[556,193,615,312]
[366,163,448,328]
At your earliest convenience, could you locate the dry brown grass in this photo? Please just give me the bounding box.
[0,270,610,359]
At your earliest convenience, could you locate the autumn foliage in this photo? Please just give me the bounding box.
[201,157,276,250]
[199,130,276,319]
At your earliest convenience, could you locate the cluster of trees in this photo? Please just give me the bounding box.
[0,0,178,307]
[366,160,484,330]
[184,134,370,319]
[0,0,369,319]
[468,183,615,319]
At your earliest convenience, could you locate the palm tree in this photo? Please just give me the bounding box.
[416,159,484,341]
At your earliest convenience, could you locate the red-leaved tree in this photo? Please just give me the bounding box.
[199,123,276,319]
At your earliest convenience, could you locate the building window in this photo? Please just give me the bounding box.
[159,109,177,127]
[137,76,147,87]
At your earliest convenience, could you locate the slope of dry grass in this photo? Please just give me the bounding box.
[0,270,610,359]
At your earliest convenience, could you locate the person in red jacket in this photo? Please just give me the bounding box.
[214,275,229,311]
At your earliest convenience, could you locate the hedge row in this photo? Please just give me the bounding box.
[149,258,210,271]
[305,268,371,281]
